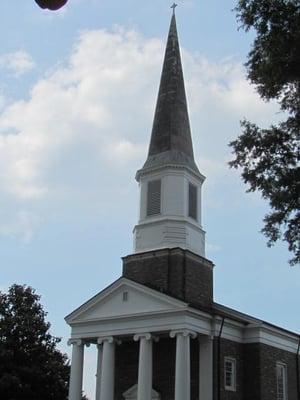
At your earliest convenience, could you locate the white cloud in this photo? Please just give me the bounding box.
[206,243,222,254]
[0,210,42,243]
[0,50,35,76]
[184,53,278,125]
[0,27,278,242]
[0,94,5,113]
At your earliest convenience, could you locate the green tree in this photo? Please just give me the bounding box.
[0,284,70,400]
[230,0,300,265]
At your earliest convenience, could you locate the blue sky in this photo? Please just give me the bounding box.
[1,0,299,397]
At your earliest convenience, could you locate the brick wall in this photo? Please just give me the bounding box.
[213,338,244,400]
[122,247,214,310]
[259,343,300,400]
[115,340,139,399]
[114,335,299,400]
[213,339,300,400]
[244,343,261,400]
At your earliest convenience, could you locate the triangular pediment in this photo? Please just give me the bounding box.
[66,278,188,324]
[123,384,160,400]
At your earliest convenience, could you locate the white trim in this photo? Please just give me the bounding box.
[135,215,204,230]
[68,309,213,339]
[212,316,244,343]
[276,362,288,400]
[244,324,299,354]
[65,278,188,323]
[136,163,205,183]
[212,313,299,354]
[66,279,299,354]
[224,357,236,392]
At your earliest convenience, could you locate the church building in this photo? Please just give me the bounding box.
[66,11,300,400]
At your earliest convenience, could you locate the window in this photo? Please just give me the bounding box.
[147,179,161,216]
[224,357,236,391]
[122,291,128,302]
[188,183,197,220]
[276,363,288,400]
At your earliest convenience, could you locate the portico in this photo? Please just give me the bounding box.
[66,278,214,400]
[68,333,213,400]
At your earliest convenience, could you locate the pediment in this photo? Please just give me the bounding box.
[66,277,187,324]
[123,384,160,400]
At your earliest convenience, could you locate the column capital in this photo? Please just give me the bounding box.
[170,329,197,339]
[134,333,160,343]
[97,336,115,345]
[68,338,83,346]
[134,333,152,341]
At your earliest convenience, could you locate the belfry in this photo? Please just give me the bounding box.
[66,11,300,400]
[134,11,205,258]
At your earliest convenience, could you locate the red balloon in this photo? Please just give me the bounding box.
[35,0,68,10]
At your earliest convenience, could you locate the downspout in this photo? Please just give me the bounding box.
[217,317,225,400]
[182,251,187,301]
[296,335,300,400]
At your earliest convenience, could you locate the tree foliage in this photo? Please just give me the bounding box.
[230,0,300,265]
[0,284,70,400]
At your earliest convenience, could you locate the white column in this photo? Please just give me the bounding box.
[170,330,197,400]
[95,344,103,400]
[199,336,213,400]
[98,337,115,400]
[134,333,153,400]
[68,339,84,400]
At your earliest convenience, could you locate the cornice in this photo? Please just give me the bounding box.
[136,162,205,183]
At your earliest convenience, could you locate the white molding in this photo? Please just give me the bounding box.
[224,357,236,392]
[170,329,197,339]
[212,316,245,343]
[244,323,299,353]
[66,278,299,354]
[134,215,205,231]
[68,308,213,340]
[67,338,83,346]
[136,163,205,183]
[133,332,152,341]
[97,336,115,345]
[65,277,188,323]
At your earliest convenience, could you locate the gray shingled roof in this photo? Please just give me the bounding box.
[143,14,199,174]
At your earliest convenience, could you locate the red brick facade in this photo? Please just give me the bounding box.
[114,335,300,400]
[122,248,214,310]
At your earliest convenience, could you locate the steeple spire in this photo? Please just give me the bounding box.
[134,12,205,258]
[142,11,199,174]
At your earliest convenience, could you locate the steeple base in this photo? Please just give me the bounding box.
[134,217,205,258]
[122,247,213,311]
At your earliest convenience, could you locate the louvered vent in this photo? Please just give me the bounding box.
[188,183,197,220]
[147,179,161,216]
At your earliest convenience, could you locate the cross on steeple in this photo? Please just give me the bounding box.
[171,3,178,14]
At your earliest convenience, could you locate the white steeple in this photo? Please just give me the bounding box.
[133,13,206,257]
